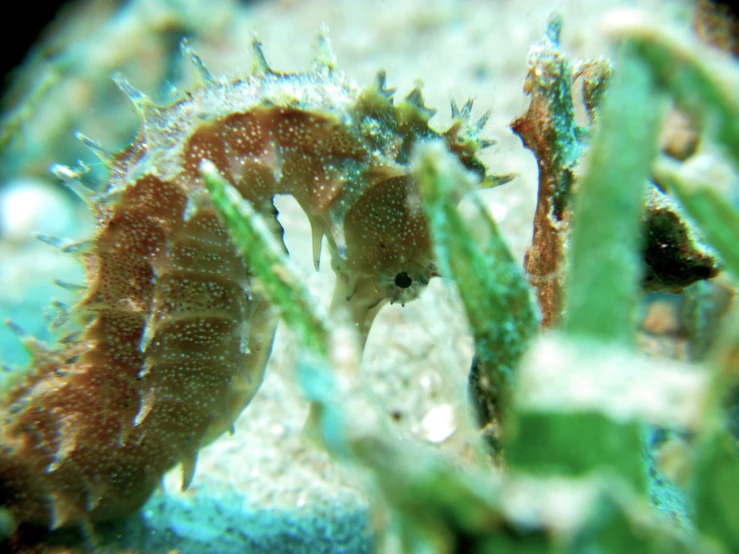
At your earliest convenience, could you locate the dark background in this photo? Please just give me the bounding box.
[1,0,76,95]
[0,0,126,99]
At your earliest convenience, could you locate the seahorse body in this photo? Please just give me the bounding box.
[0,33,490,532]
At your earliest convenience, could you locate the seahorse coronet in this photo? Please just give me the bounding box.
[0,30,491,534]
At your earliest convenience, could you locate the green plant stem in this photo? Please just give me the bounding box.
[414,141,539,427]
[563,45,662,344]
[201,161,330,356]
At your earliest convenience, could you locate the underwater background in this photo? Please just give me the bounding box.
[1,0,738,552]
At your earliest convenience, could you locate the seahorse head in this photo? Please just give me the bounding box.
[319,73,493,342]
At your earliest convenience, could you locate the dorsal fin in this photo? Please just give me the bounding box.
[35,233,90,255]
[475,110,491,131]
[111,73,156,116]
[52,279,85,291]
[403,83,437,120]
[450,98,475,121]
[48,299,70,330]
[50,163,98,208]
[4,319,52,360]
[374,70,395,101]
[180,449,199,491]
[251,34,274,77]
[74,131,112,164]
[34,233,65,250]
[313,24,338,79]
[308,215,325,272]
[180,38,214,87]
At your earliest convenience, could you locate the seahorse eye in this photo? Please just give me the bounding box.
[374,261,434,307]
[394,272,412,289]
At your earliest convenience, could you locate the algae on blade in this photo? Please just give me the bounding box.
[510,15,611,328]
[508,25,666,507]
[413,140,539,443]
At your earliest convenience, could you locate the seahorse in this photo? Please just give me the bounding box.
[0,30,491,535]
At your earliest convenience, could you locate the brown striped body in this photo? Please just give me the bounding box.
[0,34,490,532]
